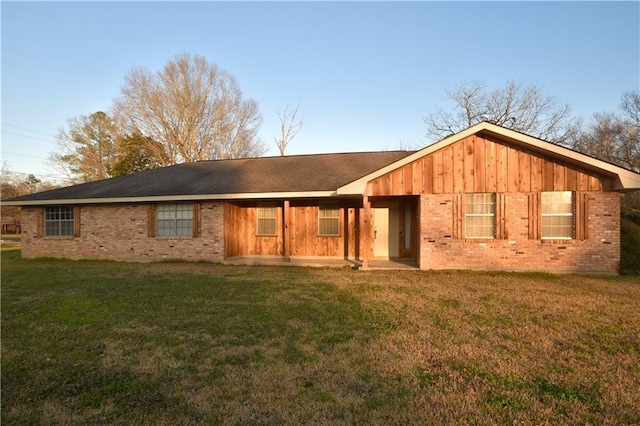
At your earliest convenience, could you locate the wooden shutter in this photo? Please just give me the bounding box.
[575,192,589,240]
[193,202,201,238]
[528,193,541,240]
[496,194,507,240]
[452,194,463,239]
[147,204,156,237]
[36,207,44,238]
[73,206,81,237]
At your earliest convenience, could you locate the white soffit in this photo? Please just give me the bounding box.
[2,191,339,206]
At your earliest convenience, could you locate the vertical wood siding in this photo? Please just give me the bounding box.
[224,202,282,257]
[224,200,363,258]
[367,134,614,196]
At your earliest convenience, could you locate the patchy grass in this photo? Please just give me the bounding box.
[0,236,21,251]
[2,250,639,425]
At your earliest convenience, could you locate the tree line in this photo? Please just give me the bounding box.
[47,54,638,188]
[424,80,639,173]
[49,53,304,183]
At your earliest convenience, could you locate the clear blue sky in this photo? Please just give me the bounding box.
[2,1,638,182]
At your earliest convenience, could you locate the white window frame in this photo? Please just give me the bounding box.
[318,203,340,236]
[156,203,193,237]
[541,191,574,240]
[45,206,74,237]
[256,205,277,236]
[464,193,496,239]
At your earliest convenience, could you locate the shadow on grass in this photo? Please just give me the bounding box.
[1,251,385,424]
[3,250,640,424]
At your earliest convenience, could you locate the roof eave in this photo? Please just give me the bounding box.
[337,122,640,194]
[477,126,640,190]
[2,190,340,206]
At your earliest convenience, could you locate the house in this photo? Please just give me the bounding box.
[1,216,21,234]
[5,122,640,274]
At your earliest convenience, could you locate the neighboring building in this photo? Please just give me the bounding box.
[1,216,20,234]
[5,122,640,274]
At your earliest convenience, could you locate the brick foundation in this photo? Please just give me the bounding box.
[21,202,225,262]
[419,192,620,274]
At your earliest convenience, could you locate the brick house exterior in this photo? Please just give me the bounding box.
[418,192,620,274]
[20,202,225,262]
[5,122,639,273]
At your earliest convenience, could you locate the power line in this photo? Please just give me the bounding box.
[1,169,67,182]
[1,130,58,145]
[1,123,57,138]
[1,150,49,161]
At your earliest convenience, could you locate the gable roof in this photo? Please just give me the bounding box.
[5,151,414,206]
[338,121,640,195]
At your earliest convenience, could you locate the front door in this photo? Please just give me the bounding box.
[373,206,399,258]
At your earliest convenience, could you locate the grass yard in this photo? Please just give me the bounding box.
[2,249,639,425]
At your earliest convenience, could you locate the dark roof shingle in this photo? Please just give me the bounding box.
[10,151,413,202]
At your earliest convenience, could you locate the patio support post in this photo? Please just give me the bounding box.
[283,200,291,262]
[362,196,372,268]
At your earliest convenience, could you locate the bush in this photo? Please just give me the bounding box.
[620,218,640,275]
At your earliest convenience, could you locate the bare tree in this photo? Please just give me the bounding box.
[114,53,266,165]
[274,103,304,156]
[49,111,119,183]
[2,165,58,227]
[572,91,640,222]
[621,90,640,125]
[424,80,579,145]
[573,90,640,172]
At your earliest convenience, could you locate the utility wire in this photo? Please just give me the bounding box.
[0,123,57,138]
[1,151,49,161]
[1,130,58,145]
[2,170,67,182]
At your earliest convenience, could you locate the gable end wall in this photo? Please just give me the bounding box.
[368,134,615,196]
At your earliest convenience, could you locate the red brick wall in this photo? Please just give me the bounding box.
[419,192,620,274]
[21,202,225,262]
[19,193,622,273]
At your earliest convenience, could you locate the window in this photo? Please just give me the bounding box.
[541,191,573,239]
[45,206,74,237]
[156,203,193,237]
[318,204,340,236]
[257,206,277,236]
[465,193,495,238]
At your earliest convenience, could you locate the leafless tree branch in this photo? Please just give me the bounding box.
[424,80,580,146]
[274,102,304,156]
[114,53,266,164]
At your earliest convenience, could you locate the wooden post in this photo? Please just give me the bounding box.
[283,200,291,262]
[362,196,372,268]
[343,203,349,260]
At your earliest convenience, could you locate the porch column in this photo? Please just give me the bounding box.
[362,196,373,268]
[283,200,291,262]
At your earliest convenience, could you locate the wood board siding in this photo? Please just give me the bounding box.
[224,200,364,259]
[288,201,342,257]
[224,202,282,257]
[367,134,615,196]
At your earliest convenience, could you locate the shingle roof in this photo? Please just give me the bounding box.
[8,151,414,203]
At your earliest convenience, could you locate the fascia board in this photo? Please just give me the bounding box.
[2,191,338,206]
[338,122,640,194]
[482,126,640,190]
[337,124,485,195]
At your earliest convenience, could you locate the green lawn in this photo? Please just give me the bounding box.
[2,249,639,425]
